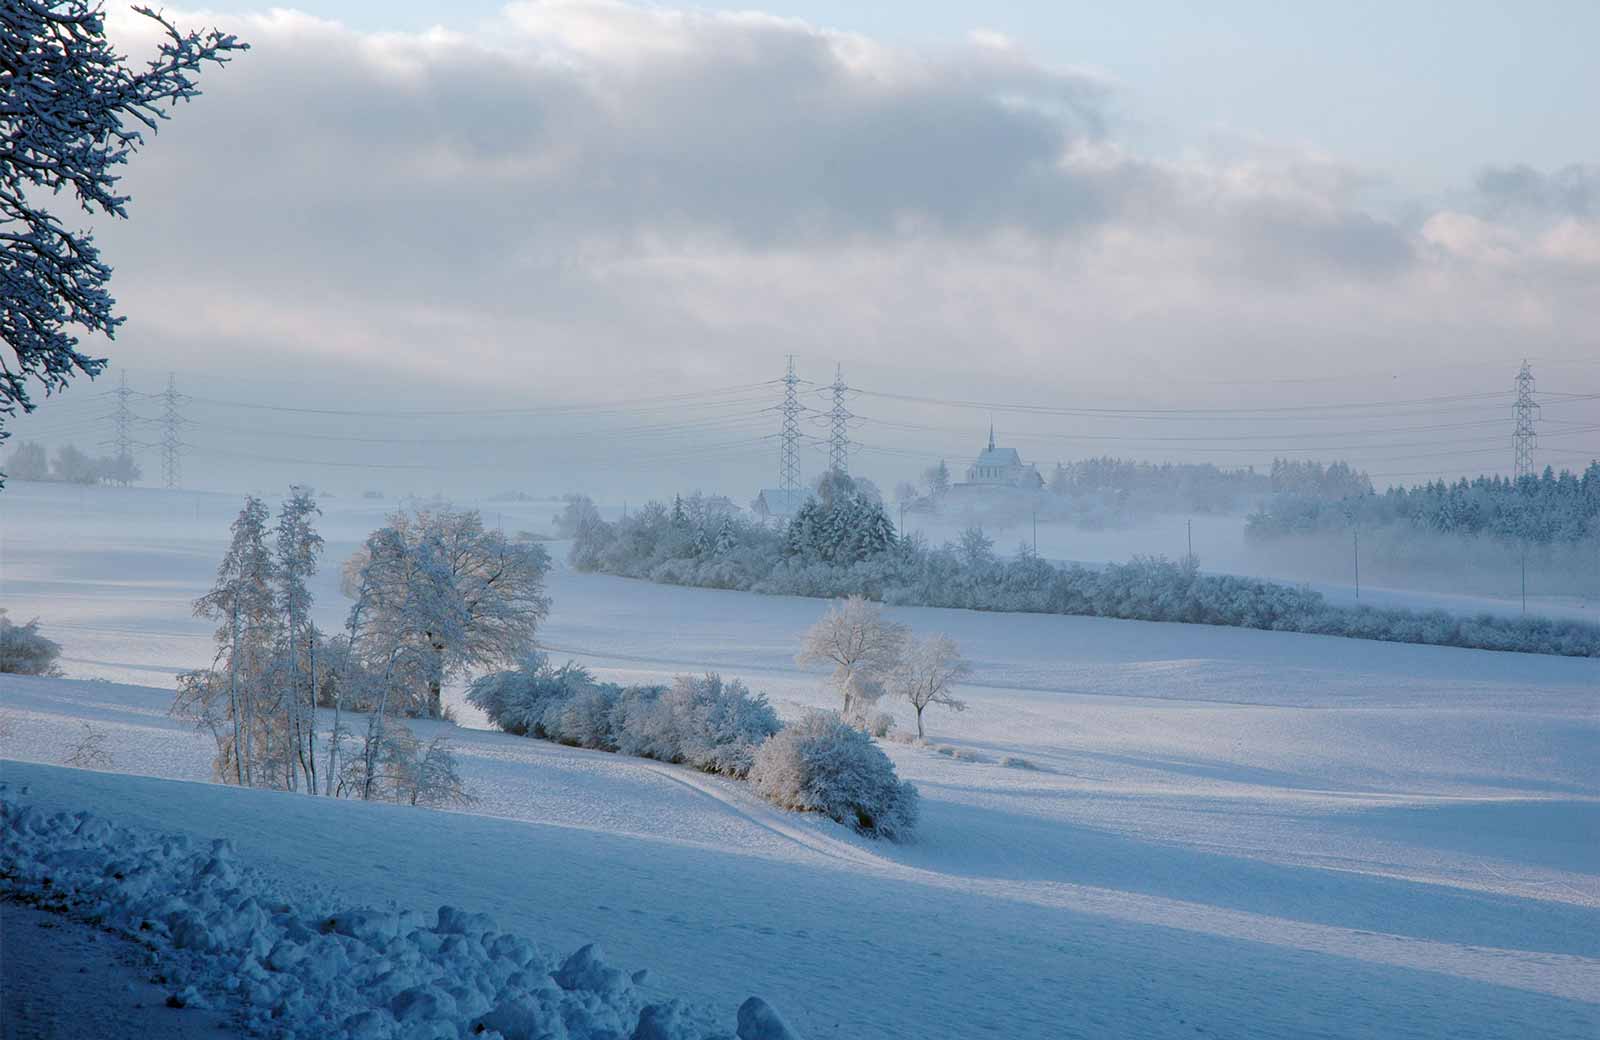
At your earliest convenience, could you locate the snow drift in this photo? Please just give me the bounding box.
[0,785,798,1040]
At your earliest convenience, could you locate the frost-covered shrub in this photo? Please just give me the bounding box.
[468,662,778,779]
[540,685,621,750]
[749,711,919,841]
[466,654,597,737]
[1000,755,1040,770]
[0,610,62,676]
[865,712,896,738]
[614,673,780,778]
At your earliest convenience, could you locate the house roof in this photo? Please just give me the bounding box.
[974,447,1022,467]
[755,488,813,514]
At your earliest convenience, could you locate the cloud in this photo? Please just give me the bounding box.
[1476,163,1598,218]
[81,1,1594,411]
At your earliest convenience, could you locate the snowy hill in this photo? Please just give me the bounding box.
[3,481,1598,1036]
[5,655,1597,1036]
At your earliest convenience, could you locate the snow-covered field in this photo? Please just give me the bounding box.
[3,481,1599,1037]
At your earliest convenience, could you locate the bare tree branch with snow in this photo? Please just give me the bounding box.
[0,2,246,458]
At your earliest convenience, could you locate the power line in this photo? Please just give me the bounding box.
[182,381,779,419]
[849,386,1518,419]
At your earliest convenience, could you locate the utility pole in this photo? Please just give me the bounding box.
[1186,518,1193,562]
[1521,542,1528,616]
[1033,511,1038,555]
[158,373,187,490]
[1513,360,1539,481]
[779,356,803,494]
[1353,528,1360,601]
[827,363,850,475]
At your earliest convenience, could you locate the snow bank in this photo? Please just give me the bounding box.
[0,785,798,1040]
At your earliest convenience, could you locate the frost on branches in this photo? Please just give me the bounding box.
[0,2,245,456]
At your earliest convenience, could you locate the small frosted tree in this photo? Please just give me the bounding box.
[890,634,971,739]
[796,595,908,719]
[1,3,245,461]
[923,460,950,498]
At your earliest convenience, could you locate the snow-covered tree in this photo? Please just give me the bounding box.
[337,717,473,807]
[797,595,908,718]
[274,486,323,793]
[955,526,995,568]
[181,496,279,786]
[0,609,62,675]
[101,451,140,486]
[554,494,603,539]
[0,3,245,458]
[785,472,897,565]
[748,710,919,840]
[5,441,49,481]
[345,505,552,719]
[923,459,950,497]
[890,634,970,738]
[51,443,99,483]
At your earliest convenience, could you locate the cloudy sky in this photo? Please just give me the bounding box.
[14,1,1600,497]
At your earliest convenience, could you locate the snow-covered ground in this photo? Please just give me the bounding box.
[3,481,1599,1037]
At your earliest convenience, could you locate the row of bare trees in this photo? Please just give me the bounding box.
[177,496,549,804]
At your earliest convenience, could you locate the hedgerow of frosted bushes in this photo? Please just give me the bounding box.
[469,656,917,839]
[467,657,781,778]
[567,489,1600,658]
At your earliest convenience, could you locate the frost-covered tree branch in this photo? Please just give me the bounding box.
[0,1,246,457]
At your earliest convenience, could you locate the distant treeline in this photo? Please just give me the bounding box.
[1248,463,1600,545]
[3,439,139,486]
[1045,457,1369,511]
[901,457,1370,529]
[564,476,1600,658]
